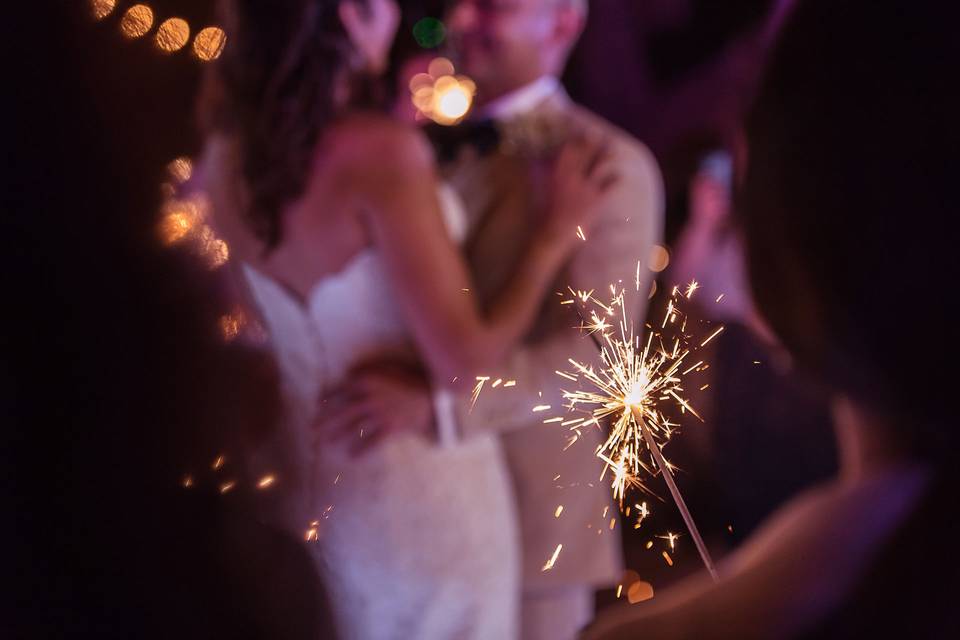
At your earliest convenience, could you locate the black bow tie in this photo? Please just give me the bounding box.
[424,119,501,164]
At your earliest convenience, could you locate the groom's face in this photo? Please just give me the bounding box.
[447,0,567,103]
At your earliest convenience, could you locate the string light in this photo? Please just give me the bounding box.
[90,0,116,21]
[155,17,190,53]
[193,26,227,61]
[120,4,155,39]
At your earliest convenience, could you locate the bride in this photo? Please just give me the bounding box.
[198,0,617,637]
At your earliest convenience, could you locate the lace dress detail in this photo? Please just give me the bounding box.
[242,185,519,639]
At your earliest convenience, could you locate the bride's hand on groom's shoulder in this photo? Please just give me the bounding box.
[543,133,621,248]
[312,362,435,456]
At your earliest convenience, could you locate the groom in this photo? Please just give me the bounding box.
[324,1,662,638]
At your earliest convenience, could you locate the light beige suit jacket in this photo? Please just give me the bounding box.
[444,87,664,591]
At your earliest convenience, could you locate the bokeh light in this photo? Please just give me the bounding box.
[157,190,230,269]
[220,311,245,342]
[436,85,472,121]
[120,4,155,39]
[155,17,190,53]
[167,157,193,184]
[90,0,117,21]
[412,17,446,48]
[193,26,227,61]
[205,237,230,269]
[648,244,670,272]
[427,57,455,78]
[410,58,476,126]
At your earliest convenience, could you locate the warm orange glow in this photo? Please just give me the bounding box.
[159,212,193,245]
[155,18,190,53]
[627,580,655,604]
[410,58,476,126]
[648,244,670,272]
[120,4,154,39]
[193,26,227,61]
[220,312,244,342]
[91,0,117,20]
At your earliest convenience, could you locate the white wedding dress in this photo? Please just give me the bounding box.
[241,185,520,640]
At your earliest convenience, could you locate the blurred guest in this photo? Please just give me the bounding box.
[199,0,616,637]
[321,1,663,638]
[5,4,332,638]
[664,145,835,549]
[583,1,959,638]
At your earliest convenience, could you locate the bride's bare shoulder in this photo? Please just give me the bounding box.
[324,112,434,172]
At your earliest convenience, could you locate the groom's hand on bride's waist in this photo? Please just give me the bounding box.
[312,362,436,456]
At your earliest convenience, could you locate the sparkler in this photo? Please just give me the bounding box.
[556,283,721,581]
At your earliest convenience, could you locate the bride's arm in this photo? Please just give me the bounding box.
[347,123,614,387]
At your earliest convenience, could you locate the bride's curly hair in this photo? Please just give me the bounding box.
[201,0,365,249]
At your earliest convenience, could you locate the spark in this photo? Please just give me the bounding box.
[470,376,490,411]
[579,310,612,336]
[219,481,235,494]
[716,294,725,303]
[662,551,674,566]
[182,475,193,488]
[634,501,650,529]
[257,475,275,489]
[555,505,564,518]
[685,280,699,299]
[577,225,587,241]
[657,532,681,551]
[503,380,517,387]
[542,544,563,571]
[700,326,725,347]
[533,404,552,412]
[212,455,224,470]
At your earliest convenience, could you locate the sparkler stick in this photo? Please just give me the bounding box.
[632,405,719,582]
